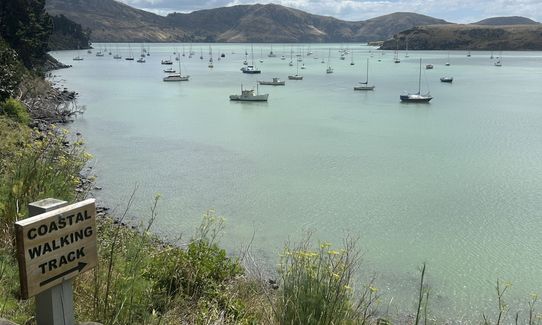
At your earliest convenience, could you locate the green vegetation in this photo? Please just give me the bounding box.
[276,238,378,324]
[49,14,91,51]
[1,98,30,124]
[0,0,52,69]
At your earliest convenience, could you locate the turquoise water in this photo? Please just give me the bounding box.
[50,44,542,320]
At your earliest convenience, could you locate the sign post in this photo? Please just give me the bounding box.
[15,198,97,325]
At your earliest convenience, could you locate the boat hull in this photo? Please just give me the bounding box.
[258,81,285,86]
[354,85,375,91]
[229,95,268,102]
[242,70,261,74]
[163,75,190,82]
[400,95,432,102]
[288,75,303,80]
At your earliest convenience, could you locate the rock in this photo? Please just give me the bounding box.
[0,318,18,325]
[268,279,279,289]
[93,186,103,190]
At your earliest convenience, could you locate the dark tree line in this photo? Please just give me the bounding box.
[0,0,52,68]
[50,14,91,50]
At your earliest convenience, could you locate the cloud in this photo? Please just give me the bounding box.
[116,0,542,22]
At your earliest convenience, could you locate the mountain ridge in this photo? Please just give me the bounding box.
[473,16,539,26]
[44,0,451,42]
[380,24,542,50]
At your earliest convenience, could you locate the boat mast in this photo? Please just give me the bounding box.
[251,44,255,65]
[418,58,422,94]
[365,58,369,84]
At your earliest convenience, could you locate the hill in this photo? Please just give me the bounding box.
[44,0,450,42]
[473,16,539,25]
[45,0,189,42]
[353,12,451,40]
[380,24,542,50]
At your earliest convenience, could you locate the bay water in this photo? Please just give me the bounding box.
[50,44,542,321]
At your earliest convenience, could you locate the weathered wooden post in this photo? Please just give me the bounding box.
[15,198,97,325]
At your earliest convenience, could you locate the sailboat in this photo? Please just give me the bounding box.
[354,58,374,91]
[405,37,409,58]
[208,45,214,68]
[289,48,294,66]
[445,52,451,66]
[125,44,134,61]
[288,59,303,80]
[350,51,355,66]
[241,44,261,74]
[326,49,333,74]
[73,49,83,61]
[494,51,503,66]
[163,56,189,82]
[268,45,276,57]
[394,39,401,63]
[400,58,432,103]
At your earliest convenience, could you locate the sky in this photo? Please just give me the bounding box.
[117,0,542,23]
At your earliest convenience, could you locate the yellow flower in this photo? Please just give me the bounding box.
[320,242,332,249]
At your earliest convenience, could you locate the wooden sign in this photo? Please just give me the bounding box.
[15,199,97,299]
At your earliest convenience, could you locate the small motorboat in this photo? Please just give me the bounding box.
[258,78,285,86]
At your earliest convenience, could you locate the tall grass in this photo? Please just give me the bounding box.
[275,236,378,324]
[0,123,90,224]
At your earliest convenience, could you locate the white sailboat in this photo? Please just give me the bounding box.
[354,58,374,91]
[394,39,400,63]
[163,56,189,82]
[288,59,303,80]
[208,45,214,68]
[73,49,83,61]
[326,49,333,74]
[241,44,261,74]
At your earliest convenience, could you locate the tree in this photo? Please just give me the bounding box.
[0,0,52,68]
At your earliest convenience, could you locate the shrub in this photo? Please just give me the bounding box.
[0,41,23,102]
[0,125,91,224]
[144,211,245,321]
[0,98,30,124]
[275,237,378,324]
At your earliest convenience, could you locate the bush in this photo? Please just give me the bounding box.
[0,40,23,102]
[275,237,378,324]
[0,125,91,225]
[1,98,30,124]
